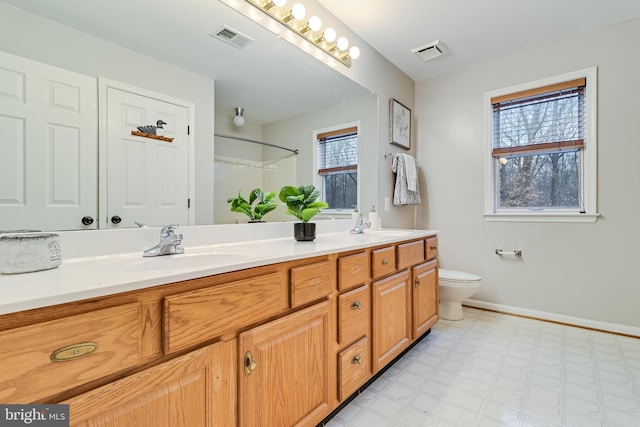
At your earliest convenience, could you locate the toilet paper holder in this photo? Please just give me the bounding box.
[495,249,522,257]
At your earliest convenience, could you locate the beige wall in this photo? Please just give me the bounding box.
[415,18,640,330]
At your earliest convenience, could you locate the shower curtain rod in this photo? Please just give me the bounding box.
[214,133,299,155]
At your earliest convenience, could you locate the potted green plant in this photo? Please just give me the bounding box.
[226,188,278,222]
[279,185,329,241]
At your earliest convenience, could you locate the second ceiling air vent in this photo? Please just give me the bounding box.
[411,40,448,62]
[211,25,255,49]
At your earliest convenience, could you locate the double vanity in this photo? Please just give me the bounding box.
[0,220,439,426]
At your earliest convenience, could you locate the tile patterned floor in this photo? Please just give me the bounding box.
[324,307,640,427]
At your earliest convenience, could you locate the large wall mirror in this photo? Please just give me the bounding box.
[0,0,378,231]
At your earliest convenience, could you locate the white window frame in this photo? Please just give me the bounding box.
[313,121,361,215]
[483,67,599,223]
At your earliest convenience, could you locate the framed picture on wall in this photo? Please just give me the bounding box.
[390,98,411,149]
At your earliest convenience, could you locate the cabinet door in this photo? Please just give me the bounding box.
[63,340,236,427]
[372,270,412,373]
[239,300,333,427]
[413,260,439,339]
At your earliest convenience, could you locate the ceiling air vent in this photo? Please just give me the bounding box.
[411,40,448,62]
[211,25,254,49]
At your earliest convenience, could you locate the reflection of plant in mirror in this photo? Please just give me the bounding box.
[279,185,329,223]
[227,189,278,222]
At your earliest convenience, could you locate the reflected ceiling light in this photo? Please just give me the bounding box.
[233,107,245,127]
[241,1,359,67]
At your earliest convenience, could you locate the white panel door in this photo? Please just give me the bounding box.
[106,88,190,228]
[0,51,97,231]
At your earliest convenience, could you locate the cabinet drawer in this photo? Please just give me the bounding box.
[338,336,370,401]
[397,240,425,270]
[290,260,335,307]
[338,285,370,345]
[164,271,288,353]
[338,252,370,291]
[0,303,143,403]
[372,246,396,279]
[426,237,438,260]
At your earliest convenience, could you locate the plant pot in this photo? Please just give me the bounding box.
[294,222,316,242]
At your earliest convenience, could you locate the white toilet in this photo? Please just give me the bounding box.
[438,268,482,320]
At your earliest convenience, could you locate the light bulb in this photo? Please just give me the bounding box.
[322,27,336,43]
[233,107,245,127]
[263,0,286,9]
[336,37,349,51]
[291,3,305,20]
[348,46,361,59]
[308,16,322,32]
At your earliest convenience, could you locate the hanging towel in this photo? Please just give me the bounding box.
[392,153,421,205]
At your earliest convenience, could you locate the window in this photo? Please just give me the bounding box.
[316,125,358,211]
[484,68,598,222]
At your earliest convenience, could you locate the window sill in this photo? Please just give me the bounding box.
[483,212,600,223]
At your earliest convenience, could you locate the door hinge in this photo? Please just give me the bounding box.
[187,125,190,135]
[187,198,191,208]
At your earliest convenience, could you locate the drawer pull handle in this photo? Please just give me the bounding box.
[430,245,437,250]
[244,351,257,376]
[351,354,362,365]
[351,301,361,310]
[415,278,421,287]
[51,342,98,362]
[381,258,390,265]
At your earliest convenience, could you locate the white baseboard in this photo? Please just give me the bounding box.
[463,299,640,338]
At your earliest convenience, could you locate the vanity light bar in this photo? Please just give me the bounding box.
[244,0,359,67]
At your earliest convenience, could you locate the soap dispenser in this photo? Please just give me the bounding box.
[368,205,379,230]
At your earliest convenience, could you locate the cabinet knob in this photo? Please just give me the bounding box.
[244,351,257,376]
[430,245,437,250]
[351,301,361,310]
[351,354,362,365]
[381,258,390,265]
[111,215,122,224]
[415,278,421,287]
[81,216,94,226]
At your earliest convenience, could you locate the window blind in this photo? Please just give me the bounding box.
[491,78,586,158]
[317,126,358,174]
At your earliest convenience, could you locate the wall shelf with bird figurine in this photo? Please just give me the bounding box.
[132,120,173,142]
[130,130,174,142]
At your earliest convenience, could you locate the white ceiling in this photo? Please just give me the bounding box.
[319,0,640,82]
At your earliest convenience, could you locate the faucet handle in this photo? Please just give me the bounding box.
[160,224,179,236]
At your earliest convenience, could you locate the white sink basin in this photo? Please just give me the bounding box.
[363,230,413,237]
[85,246,265,273]
[123,252,253,272]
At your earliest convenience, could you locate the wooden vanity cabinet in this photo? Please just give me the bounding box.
[372,270,412,372]
[63,340,236,427]
[412,259,439,339]
[238,300,333,427]
[0,235,438,426]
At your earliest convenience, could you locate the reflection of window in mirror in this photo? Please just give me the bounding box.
[315,124,359,212]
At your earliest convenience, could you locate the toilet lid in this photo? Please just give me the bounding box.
[439,268,481,282]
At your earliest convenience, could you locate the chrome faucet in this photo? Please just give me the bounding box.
[350,214,371,234]
[143,224,184,257]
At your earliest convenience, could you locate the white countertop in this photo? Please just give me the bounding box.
[0,221,438,315]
